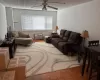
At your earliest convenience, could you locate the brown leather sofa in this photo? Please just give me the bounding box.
[51,29,82,55]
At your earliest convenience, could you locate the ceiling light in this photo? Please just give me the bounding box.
[42,5,47,10]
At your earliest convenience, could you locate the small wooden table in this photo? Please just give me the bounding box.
[0,38,17,58]
[81,45,100,76]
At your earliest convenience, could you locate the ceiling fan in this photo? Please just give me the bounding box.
[31,0,66,10]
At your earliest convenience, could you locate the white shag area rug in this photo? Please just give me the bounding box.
[15,42,80,77]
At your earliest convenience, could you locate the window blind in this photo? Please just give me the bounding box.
[21,15,53,30]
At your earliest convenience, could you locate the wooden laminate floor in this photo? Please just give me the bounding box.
[27,66,88,80]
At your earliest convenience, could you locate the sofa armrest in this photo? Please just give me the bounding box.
[50,33,60,38]
[27,34,31,38]
[65,42,76,45]
[65,42,82,52]
[51,35,60,38]
[64,42,79,49]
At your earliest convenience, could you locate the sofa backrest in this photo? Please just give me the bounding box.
[63,30,71,41]
[68,32,82,44]
[60,29,66,38]
[77,35,83,45]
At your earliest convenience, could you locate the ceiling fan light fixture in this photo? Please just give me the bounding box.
[31,0,60,10]
[42,5,47,10]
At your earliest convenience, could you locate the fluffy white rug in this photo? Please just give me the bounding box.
[15,42,80,77]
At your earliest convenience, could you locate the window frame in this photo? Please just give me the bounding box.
[21,15,53,31]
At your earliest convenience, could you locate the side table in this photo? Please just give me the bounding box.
[0,38,17,58]
[33,33,44,40]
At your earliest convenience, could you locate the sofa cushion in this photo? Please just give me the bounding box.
[52,38,65,47]
[52,38,62,43]
[58,42,72,54]
[59,29,66,38]
[68,32,80,44]
[63,31,71,41]
[58,42,67,52]
[15,38,33,45]
[18,32,30,38]
[51,38,60,41]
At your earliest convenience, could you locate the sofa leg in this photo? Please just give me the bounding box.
[67,52,73,56]
[68,52,71,56]
[77,52,83,63]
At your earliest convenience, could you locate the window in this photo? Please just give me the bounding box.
[21,15,53,30]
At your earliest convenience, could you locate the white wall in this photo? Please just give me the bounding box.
[6,7,14,30]
[13,9,57,31]
[0,3,7,40]
[57,0,100,40]
[11,8,57,36]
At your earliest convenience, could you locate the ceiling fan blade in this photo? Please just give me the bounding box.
[48,2,66,4]
[31,5,42,8]
[47,5,58,10]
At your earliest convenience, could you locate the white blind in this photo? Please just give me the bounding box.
[21,15,53,30]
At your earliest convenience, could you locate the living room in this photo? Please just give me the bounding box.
[0,0,100,80]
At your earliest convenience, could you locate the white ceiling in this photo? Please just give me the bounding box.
[0,0,92,10]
